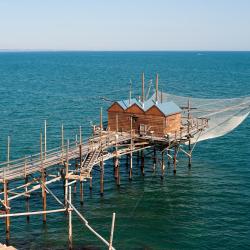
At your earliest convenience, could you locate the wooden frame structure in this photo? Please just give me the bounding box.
[0,103,208,248]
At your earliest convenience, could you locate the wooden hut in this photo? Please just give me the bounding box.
[107,74,182,137]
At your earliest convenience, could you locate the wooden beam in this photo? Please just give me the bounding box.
[68,186,73,250]
[40,130,47,223]
[4,180,10,239]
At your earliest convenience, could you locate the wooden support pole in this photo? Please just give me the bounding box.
[65,139,69,207]
[187,99,192,168]
[116,159,120,186]
[80,180,84,205]
[7,136,10,167]
[109,213,116,250]
[129,117,133,180]
[161,150,164,179]
[136,150,140,166]
[25,166,30,222]
[142,72,145,106]
[79,125,82,145]
[100,159,104,196]
[173,146,177,175]
[126,154,129,169]
[167,148,171,167]
[141,150,145,176]
[114,133,118,179]
[153,147,156,171]
[155,74,159,104]
[74,159,77,193]
[68,186,73,250]
[79,144,82,169]
[188,141,192,168]
[89,171,92,190]
[44,120,47,160]
[40,130,47,223]
[4,180,10,240]
[129,80,132,105]
[100,107,103,131]
[61,123,64,163]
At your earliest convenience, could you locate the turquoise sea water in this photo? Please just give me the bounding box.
[0,52,250,249]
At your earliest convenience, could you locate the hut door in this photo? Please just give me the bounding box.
[139,124,147,136]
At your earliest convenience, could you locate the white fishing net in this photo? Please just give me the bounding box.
[152,93,250,143]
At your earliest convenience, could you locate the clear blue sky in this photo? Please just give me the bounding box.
[0,0,250,51]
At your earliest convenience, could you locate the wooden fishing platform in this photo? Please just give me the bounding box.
[0,73,209,249]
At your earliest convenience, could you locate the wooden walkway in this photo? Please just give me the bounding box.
[0,117,207,249]
[0,119,206,184]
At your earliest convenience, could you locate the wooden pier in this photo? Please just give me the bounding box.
[0,73,209,249]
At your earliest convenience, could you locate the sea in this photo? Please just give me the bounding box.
[0,51,250,250]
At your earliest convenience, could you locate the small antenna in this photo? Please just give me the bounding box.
[155,73,159,105]
[129,79,132,105]
[142,72,145,108]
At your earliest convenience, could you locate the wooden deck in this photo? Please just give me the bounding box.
[0,117,207,184]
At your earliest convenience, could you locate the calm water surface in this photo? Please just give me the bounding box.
[0,52,250,249]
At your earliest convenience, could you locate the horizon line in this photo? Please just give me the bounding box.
[0,49,250,53]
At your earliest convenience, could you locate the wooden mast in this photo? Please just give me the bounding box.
[40,130,46,223]
[155,74,159,104]
[142,72,145,107]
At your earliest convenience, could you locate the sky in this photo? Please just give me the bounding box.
[0,0,250,51]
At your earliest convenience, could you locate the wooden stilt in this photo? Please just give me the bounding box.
[129,117,133,180]
[61,123,64,164]
[114,157,118,179]
[187,99,192,168]
[7,136,10,167]
[44,120,47,160]
[161,150,164,179]
[80,180,83,205]
[65,140,69,207]
[136,150,140,166]
[74,159,77,194]
[109,213,116,250]
[173,146,177,175]
[126,154,129,169]
[167,148,171,167]
[116,160,120,186]
[25,174,30,222]
[40,131,46,224]
[100,160,104,196]
[68,186,73,250]
[141,150,145,176]
[153,147,156,171]
[89,171,92,190]
[4,180,10,240]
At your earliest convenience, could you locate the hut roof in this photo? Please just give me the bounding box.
[116,98,181,116]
